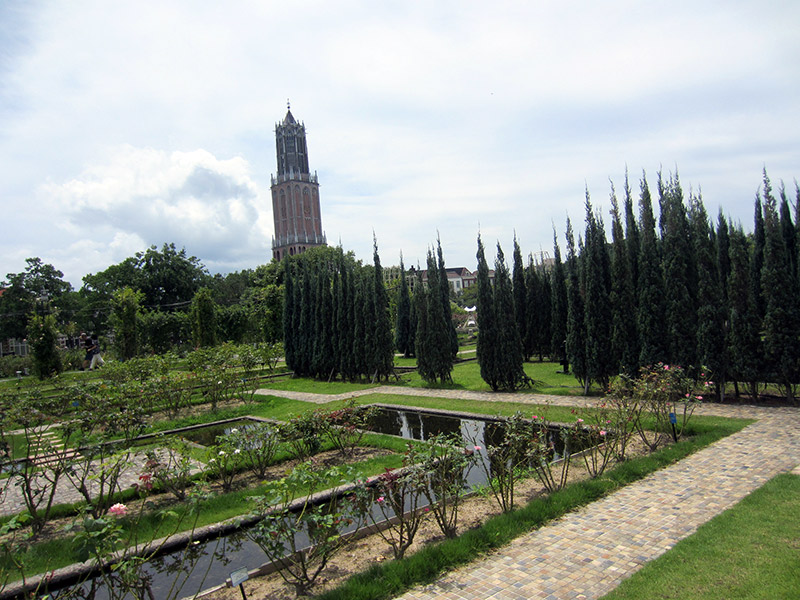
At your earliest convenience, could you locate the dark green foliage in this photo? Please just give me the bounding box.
[549,231,568,365]
[582,195,614,391]
[312,269,336,380]
[372,238,395,381]
[636,175,667,367]
[190,287,217,348]
[564,219,587,388]
[27,313,63,378]
[140,309,190,353]
[394,258,413,357]
[716,210,731,307]
[726,226,762,400]
[512,236,528,357]
[436,238,459,359]
[760,173,800,402]
[526,260,551,361]
[750,193,766,321]
[282,258,297,372]
[659,172,697,368]
[475,235,497,388]
[489,243,529,391]
[691,195,727,398]
[0,258,73,340]
[416,250,454,384]
[610,187,639,377]
[110,286,142,360]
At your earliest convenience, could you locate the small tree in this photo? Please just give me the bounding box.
[27,313,62,379]
[110,287,142,360]
[190,287,217,348]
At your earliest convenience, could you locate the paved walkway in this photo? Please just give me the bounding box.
[256,386,800,600]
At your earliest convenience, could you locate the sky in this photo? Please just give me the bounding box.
[1,0,799,288]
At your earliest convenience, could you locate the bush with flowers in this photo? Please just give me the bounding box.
[205,432,244,492]
[368,463,429,559]
[609,363,705,451]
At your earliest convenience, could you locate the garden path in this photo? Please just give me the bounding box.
[256,385,800,600]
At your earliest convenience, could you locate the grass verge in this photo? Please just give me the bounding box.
[601,472,800,600]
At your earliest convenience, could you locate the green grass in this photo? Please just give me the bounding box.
[601,472,800,600]
[316,417,751,600]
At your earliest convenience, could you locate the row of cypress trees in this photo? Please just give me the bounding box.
[535,168,800,401]
[395,238,459,384]
[283,239,394,382]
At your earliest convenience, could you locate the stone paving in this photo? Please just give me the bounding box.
[256,385,800,600]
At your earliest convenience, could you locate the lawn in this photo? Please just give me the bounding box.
[601,472,800,600]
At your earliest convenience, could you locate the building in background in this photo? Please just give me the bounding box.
[271,104,326,261]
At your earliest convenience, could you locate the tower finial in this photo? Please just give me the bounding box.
[287,98,291,111]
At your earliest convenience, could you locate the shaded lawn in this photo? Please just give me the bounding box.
[601,472,800,600]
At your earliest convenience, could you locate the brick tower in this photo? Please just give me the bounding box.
[270,104,326,261]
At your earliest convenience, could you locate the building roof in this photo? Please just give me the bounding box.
[283,108,296,125]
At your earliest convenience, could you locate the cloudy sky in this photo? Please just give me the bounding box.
[2,1,799,287]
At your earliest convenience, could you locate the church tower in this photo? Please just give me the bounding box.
[271,104,326,261]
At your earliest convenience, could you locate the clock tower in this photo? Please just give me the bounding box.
[271,104,326,261]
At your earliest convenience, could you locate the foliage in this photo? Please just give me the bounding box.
[0,355,31,379]
[322,399,380,457]
[190,287,217,348]
[405,433,476,538]
[610,363,704,451]
[280,411,326,460]
[110,287,143,360]
[141,436,197,501]
[205,430,246,492]
[415,249,454,385]
[227,423,280,479]
[526,412,574,493]
[0,258,73,340]
[369,465,429,559]
[394,257,413,358]
[27,313,62,379]
[470,412,533,513]
[246,462,369,596]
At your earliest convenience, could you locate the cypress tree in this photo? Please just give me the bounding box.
[491,243,528,391]
[565,218,588,389]
[623,169,641,297]
[716,210,731,307]
[610,185,639,376]
[352,270,366,379]
[637,174,667,367]
[417,249,454,384]
[538,267,552,361]
[338,252,356,381]
[779,183,798,281]
[395,256,413,357]
[549,231,568,368]
[750,193,766,321]
[436,237,459,359]
[659,172,696,368]
[583,195,614,392]
[297,264,314,377]
[282,258,297,372]
[727,226,763,401]
[408,270,422,361]
[363,265,378,379]
[313,268,335,380]
[761,175,800,403]
[372,237,395,381]
[476,235,498,390]
[524,260,539,361]
[691,194,727,399]
[512,236,528,359]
